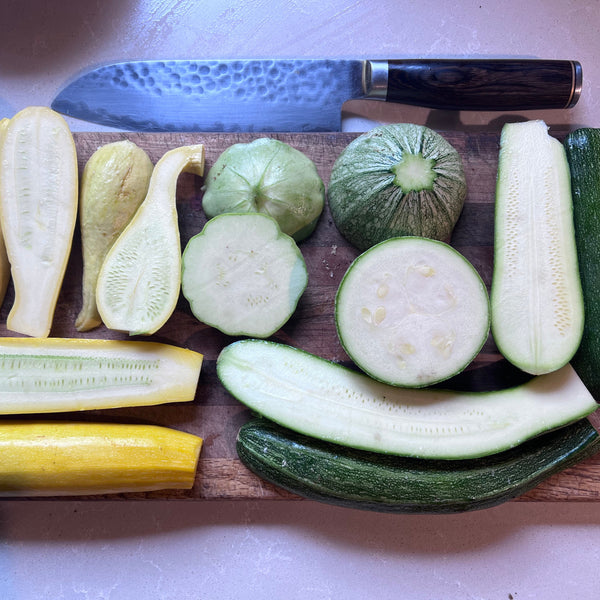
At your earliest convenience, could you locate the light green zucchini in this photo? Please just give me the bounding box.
[217,339,597,460]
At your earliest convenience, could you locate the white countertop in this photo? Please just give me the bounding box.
[1,1,600,598]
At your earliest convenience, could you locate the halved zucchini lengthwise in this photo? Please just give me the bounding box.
[217,339,597,460]
[0,421,202,496]
[491,120,584,375]
[237,417,600,514]
[0,337,202,414]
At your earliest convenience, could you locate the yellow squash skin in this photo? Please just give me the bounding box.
[76,140,154,332]
[96,144,205,336]
[0,337,203,414]
[0,106,79,338]
[0,421,202,496]
[0,118,12,306]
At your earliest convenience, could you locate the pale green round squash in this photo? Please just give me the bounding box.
[328,124,467,251]
[202,138,325,241]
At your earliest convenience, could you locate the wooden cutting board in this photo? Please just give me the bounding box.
[3,129,600,503]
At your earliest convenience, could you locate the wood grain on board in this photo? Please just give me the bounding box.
[3,130,599,504]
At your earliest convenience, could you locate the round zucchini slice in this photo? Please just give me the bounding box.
[335,236,490,387]
[181,213,308,338]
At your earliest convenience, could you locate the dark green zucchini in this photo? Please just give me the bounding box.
[565,128,600,400]
[237,417,600,514]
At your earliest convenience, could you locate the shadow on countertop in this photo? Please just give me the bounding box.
[0,0,138,74]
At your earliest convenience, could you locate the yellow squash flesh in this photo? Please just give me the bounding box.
[96,144,205,335]
[0,106,78,337]
[76,140,154,332]
[0,337,203,414]
[0,421,202,496]
[0,118,12,306]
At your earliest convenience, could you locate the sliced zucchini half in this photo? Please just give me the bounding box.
[491,120,584,375]
[217,339,597,460]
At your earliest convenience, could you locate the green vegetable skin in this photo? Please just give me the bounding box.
[237,417,600,514]
[202,138,325,241]
[328,123,466,251]
[565,128,600,400]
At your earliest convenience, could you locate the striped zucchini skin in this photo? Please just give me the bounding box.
[565,128,600,401]
[237,417,600,514]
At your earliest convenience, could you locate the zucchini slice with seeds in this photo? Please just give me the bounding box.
[217,339,597,460]
[491,120,584,375]
[335,236,490,387]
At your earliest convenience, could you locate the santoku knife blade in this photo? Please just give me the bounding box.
[51,58,582,132]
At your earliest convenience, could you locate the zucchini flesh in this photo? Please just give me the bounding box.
[0,421,202,496]
[181,213,308,337]
[491,120,584,375]
[335,236,490,387]
[565,128,600,400]
[237,417,600,514]
[0,337,202,414]
[0,107,79,338]
[217,339,597,459]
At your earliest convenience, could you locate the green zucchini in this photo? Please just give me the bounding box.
[217,339,597,460]
[237,416,600,513]
[565,128,600,400]
[335,236,490,387]
[327,123,466,251]
[490,120,584,375]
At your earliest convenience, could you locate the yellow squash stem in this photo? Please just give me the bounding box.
[76,140,154,332]
[0,421,202,496]
[0,337,202,414]
[0,106,78,337]
[0,118,12,306]
[96,144,205,336]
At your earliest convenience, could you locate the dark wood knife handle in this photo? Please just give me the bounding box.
[386,59,582,110]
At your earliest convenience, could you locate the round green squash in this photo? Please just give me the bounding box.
[202,137,325,241]
[328,123,467,251]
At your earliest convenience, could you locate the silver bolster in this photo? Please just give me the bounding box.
[567,61,583,108]
[362,60,388,100]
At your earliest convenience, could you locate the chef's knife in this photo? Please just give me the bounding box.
[51,58,582,132]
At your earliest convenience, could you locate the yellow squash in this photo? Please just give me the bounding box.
[0,118,12,306]
[0,421,202,496]
[0,106,78,337]
[76,140,154,332]
[0,337,202,414]
[97,144,205,335]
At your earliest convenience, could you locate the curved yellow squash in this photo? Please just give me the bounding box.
[97,144,205,336]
